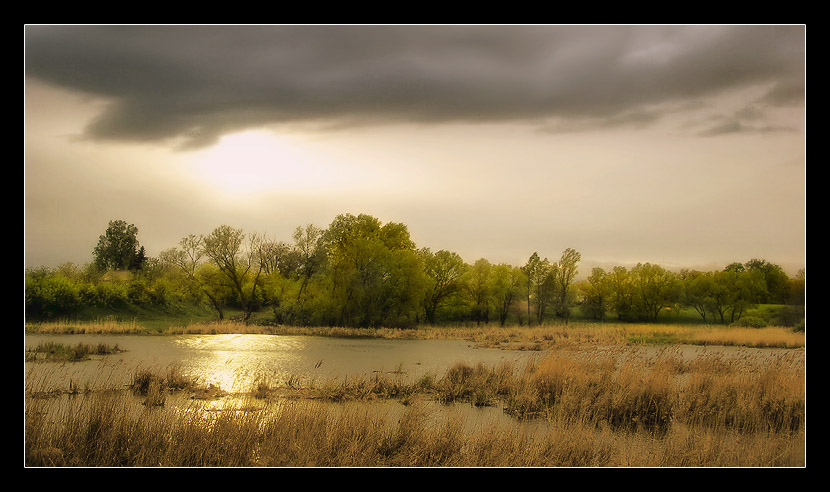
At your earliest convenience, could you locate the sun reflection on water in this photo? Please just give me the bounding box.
[173,334,308,392]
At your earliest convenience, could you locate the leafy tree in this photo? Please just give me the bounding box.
[523,252,556,325]
[680,269,714,322]
[629,263,681,322]
[159,235,230,320]
[420,248,468,325]
[464,258,494,325]
[259,240,296,276]
[744,258,788,304]
[321,214,423,327]
[292,224,325,299]
[608,266,636,321]
[580,267,612,321]
[490,263,525,326]
[92,219,146,271]
[200,225,266,322]
[778,268,805,328]
[706,268,765,324]
[553,248,581,321]
[260,269,299,324]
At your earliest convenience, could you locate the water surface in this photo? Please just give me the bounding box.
[25,334,538,392]
[25,333,804,394]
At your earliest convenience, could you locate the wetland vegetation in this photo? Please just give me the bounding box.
[25,320,805,467]
[24,216,806,467]
[25,326,805,467]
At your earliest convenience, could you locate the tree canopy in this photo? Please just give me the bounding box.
[25,214,805,330]
[92,219,146,271]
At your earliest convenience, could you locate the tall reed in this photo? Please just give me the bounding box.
[25,347,805,467]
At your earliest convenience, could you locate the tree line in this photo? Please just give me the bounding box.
[24,216,806,329]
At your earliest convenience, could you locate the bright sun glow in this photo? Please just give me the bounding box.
[183,130,353,197]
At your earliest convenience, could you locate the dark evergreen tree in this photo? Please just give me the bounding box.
[92,220,145,271]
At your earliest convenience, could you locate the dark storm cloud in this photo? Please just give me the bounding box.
[25,25,805,149]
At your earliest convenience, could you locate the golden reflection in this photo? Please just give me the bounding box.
[174,334,307,392]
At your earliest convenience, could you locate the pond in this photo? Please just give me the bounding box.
[24,333,804,394]
[24,333,540,392]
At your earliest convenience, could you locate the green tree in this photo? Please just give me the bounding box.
[778,268,805,328]
[292,224,325,300]
[490,263,525,326]
[580,267,611,321]
[260,269,301,325]
[629,263,681,322]
[321,214,423,328]
[523,252,556,325]
[200,225,266,322]
[259,240,296,276]
[420,248,468,325]
[608,266,635,321]
[744,258,788,304]
[553,248,581,321]
[680,269,714,323]
[92,219,146,271]
[464,258,494,325]
[159,234,229,320]
[707,268,765,324]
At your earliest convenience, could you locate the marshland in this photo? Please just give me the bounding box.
[24,320,806,467]
[24,216,806,467]
[25,25,806,469]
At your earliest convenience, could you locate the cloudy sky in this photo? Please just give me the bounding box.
[24,25,806,275]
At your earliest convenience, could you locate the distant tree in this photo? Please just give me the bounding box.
[707,268,765,323]
[608,266,635,321]
[201,225,266,322]
[420,248,468,325]
[292,224,325,302]
[778,268,805,328]
[580,267,611,321]
[553,248,581,322]
[629,263,681,322]
[524,252,556,325]
[680,269,714,323]
[159,234,228,320]
[92,219,146,271]
[490,263,526,326]
[744,259,789,304]
[321,213,424,327]
[259,240,294,276]
[464,258,494,325]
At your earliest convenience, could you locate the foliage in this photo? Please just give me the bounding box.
[92,220,146,271]
[25,214,805,329]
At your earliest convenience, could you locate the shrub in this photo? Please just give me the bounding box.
[25,274,82,318]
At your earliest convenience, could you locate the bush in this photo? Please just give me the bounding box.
[25,274,82,318]
[95,283,129,309]
[127,279,151,306]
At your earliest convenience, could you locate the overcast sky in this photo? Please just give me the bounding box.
[24,25,806,275]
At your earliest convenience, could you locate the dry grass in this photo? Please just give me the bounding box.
[161,321,806,350]
[25,346,805,467]
[26,318,805,351]
[24,392,805,467]
[680,325,805,348]
[25,318,144,335]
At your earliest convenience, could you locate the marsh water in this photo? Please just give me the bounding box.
[24,333,806,442]
[24,334,542,393]
[25,333,804,393]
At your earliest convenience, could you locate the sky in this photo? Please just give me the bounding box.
[24,25,806,276]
